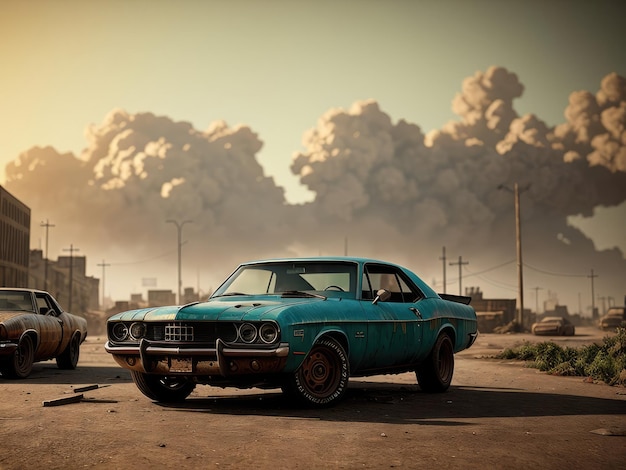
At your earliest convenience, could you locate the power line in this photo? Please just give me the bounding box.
[462,259,516,278]
[523,263,588,278]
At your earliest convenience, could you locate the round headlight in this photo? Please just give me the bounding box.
[111,323,129,341]
[130,322,147,340]
[238,323,258,343]
[217,323,238,343]
[259,323,278,344]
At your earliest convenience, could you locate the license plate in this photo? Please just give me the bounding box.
[169,358,193,372]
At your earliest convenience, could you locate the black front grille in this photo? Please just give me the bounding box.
[165,323,194,341]
[145,322,237,344]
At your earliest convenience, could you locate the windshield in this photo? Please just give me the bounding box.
[0,291,35,312]
[213,261,358,297]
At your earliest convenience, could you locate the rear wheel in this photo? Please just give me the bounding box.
[416,333,454,393]
[130,371,195,402]
[1,335,35,379]
[283,337,349,407]
[56,333,81,369]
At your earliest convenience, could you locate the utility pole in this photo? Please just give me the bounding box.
[449,255,468,296]
[588,269,598,319]
[40,220,55,290]
[63,244,79,312]
[440,246,447,294]
[498,182,530,327]
[166,219,193,305]
[97,260,111,309]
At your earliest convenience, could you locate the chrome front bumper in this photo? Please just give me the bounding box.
[105,338,290,376]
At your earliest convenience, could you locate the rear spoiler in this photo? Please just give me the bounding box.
[439,293,472,305]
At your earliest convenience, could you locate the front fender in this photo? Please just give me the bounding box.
[284,325,349,372]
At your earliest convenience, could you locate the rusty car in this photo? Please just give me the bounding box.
[531,316,576,336]
[599,307,626,330]
[105,257,478,407]
[0,288,88,378]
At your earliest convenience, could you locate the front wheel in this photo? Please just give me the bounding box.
[1,335,35,379]
[283,337,349,407]
[130,371,195,402]
[416,333,454,393]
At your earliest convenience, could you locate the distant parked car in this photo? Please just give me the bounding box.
[0,288,88,378]
[531,316,575,336]
[598,307,626,331]
[105,257,478,407]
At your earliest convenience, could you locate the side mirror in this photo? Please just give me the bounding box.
[372,289,391,305]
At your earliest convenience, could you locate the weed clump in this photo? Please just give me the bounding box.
[497,327,626,386]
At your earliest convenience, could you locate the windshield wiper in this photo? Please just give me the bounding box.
[214,292,247,297]
[281,290,327,299]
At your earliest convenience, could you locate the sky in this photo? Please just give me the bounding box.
[1,0,625,313]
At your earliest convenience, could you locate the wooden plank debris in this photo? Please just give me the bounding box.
[73,384,99,393]
[42,394,84,407]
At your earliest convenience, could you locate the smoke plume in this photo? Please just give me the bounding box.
[5,67,626,312]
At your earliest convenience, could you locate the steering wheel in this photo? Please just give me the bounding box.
[324,285,345,292]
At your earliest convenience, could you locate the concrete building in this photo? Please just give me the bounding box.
[148,289,176,307]
[29,249,99,314]
[0,185,30,287]
[466,286,518,332]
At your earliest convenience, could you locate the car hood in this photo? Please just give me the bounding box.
[108,296,330,323]
[0,311,32,322]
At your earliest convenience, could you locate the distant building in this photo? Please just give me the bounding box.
[148,289,176,307]
[130,293,145,306]
[466,286,517,332]
[182,286,200,304]
[29,249,99,313]
[0,185,30,287]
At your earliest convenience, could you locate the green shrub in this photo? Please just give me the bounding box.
[497,327,626,386]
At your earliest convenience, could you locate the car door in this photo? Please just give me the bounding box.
[358,263,424,371]
[34,292,66,359]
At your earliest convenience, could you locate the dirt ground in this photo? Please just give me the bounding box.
[1,326,624,469]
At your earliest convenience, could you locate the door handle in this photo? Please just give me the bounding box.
[409,307,422,318]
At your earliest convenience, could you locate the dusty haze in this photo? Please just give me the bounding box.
[5,67,626,313]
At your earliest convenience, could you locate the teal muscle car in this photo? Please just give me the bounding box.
[105,257,478,407]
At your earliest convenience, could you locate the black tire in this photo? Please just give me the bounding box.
[56,333,81,370]
[1,335,35,379]
[284,337,349,407]
[416,333,454,393]
[130,371,195,402]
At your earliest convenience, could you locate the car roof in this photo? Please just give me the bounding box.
[239,257,408,269]
[0,288,47,294]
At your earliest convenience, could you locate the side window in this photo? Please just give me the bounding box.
[36,294,55,315]
[363,264,422,303]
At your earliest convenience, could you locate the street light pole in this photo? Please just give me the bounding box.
[63,244,79,312]
[167,219,193,305]
[40,219,55,290]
